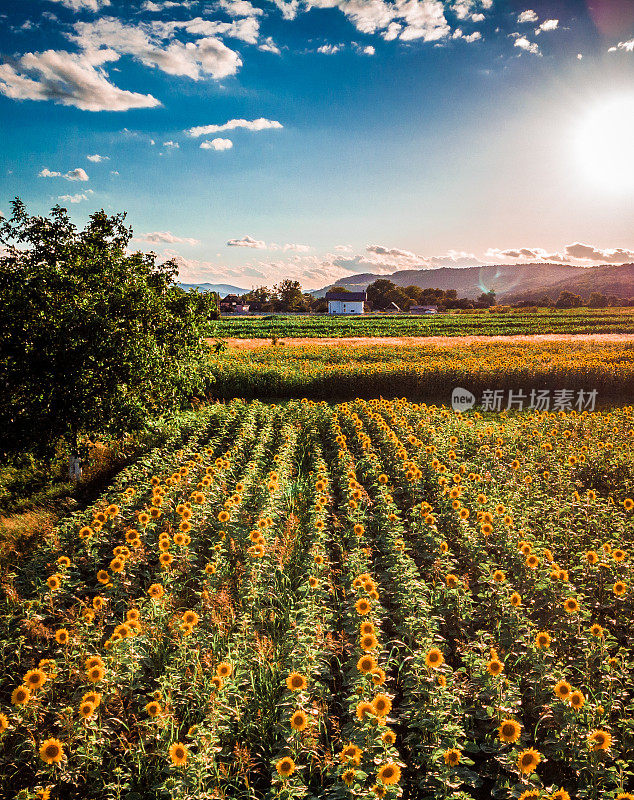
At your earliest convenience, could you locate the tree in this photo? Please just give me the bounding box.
[555,291,582,309]
[366,279,397,309]
[587,292,608,308]
[0,199,216,459]
[275,279,306,311]
[477,290,496,307]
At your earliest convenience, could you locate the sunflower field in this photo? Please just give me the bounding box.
[2,399,634,800]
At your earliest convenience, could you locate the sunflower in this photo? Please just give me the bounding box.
[182,610,199,626]
[616,794,634,800]
[590,623,604,637]
[354,524,365,537]
[376,762,401,785]
[372,694,392,717]
[205,563,216,575]
[357,654,378,674]
[308,576,318,588]
[372,785,387,799]
[145,700,162,717]
[551,790,571,800]
[54,629,69,645]
[148,584,164,600]
[11,685,31,705]
[337,743,361,766]
[517,748,541,774]
[613,549,626,562]
[526,555,539,569]
[216,662,233,678]
[498,718,521,743]
[82,692,101,708]
[276,756,296,777]
[93,595,106,610]
[554,680,571,700]
[585,550,599,564]
[569,690,585,710]
[355,598,371,615]
[356,701,375,721]
[442,748,461,767]
[342,768,357,787]
[290,710,308,731]
[39,738,64,764]
[425,648,444,669]
[79,700,95,719]
[587,729,612,751]
[159,553,173,567]
[624,498,634,511]
[169,742,189,767]
[372,668,387,686]
[218,511,229,523]
[24,669,47,691]
[614,581,627,597]
[46,575,61,591]
[493,570,505,582]
[487,659,504,676]
[445,573,459,589]
[382,729,396,746]
[286,672,307,691]
[510,592,522,607]
[0,713,9,732]
[85,655,103,670]
[518,791,540,800]
[535,631,551,649]
[87,665,105,684]
[211,676,224,690]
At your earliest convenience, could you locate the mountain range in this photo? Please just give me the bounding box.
[316,262,634,301]
[178,282,248,295]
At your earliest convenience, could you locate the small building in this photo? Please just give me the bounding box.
[326,290,366,315]
[410,304,438,314]
[220,294,243,313]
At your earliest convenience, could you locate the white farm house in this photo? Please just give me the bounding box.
[326,290,366,314]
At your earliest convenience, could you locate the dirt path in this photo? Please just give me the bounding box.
[217,333,634,350]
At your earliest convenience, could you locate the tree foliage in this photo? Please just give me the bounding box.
[0,199,218,456]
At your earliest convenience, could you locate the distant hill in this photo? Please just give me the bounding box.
[316,262,634,301]
[178,283,248,296]
[505,263,634,302]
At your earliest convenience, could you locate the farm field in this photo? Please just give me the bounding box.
[211,309,634,340]
[208,341,634,405]
[2,399,634,800]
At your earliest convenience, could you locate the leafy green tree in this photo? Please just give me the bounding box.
[275,279,306,311]
[367,279,397,309]
[0,199,217,459]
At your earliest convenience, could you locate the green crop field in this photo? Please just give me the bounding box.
[2,399,634,800]
[210,309,634,339]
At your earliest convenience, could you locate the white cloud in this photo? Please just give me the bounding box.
[363,45,376,54]
[227,235,267,248]
[258,36,281,54]
[564,242,634,263]
[471,12,484,21]
[317,44,341,54]
[218,0,264,16]
[0,48,161,111]
[226,235,310,251]
[186,117,283,136]
[537,18,558,33]
[514,35,540,54]
[608,39,634,53]
[138,231,200,245]
[517,9,538,23]
[200,137,233,150]
[163,140,179,147]
[463,31,481,42]
[453,1,473,21]
[70,18,243,80]
[39,166,89,181]
[268,0,300,20]
[47,0,111,11]
[87,153,108,161]
[58,191,93,203]
[483,242,634,264]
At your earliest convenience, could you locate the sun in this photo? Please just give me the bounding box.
[574,95,634,193]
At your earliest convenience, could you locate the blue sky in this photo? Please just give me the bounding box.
[1,0,633,289]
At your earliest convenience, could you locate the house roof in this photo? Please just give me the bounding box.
[326,291,366,301]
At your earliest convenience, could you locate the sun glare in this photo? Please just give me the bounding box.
[575,95,634,193]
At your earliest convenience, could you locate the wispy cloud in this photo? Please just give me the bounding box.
[137,231,200,245]
[200,138,233,150]
[39,166,90,181]
[186,118,283,136]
